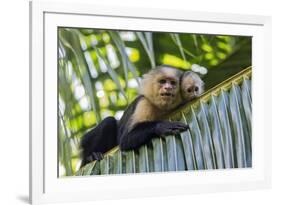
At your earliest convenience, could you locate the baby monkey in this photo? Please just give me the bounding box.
[180,70,205,104]
[80,66,204,166]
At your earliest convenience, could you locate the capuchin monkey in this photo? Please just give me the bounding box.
[180,70,205,105]
[80,66,204,167]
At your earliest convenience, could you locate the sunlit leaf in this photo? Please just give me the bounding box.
[162,54,191,68]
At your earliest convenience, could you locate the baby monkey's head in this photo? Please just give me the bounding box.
[180,71,204,102]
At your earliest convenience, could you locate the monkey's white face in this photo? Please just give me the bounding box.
[158,78,177,97]
[154,76,181,109]
[139,66,183,110]
[181,72,204,101]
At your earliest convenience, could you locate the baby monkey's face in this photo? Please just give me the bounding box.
[181,71,204,101]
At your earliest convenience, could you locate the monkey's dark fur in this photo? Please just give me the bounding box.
[80,116,118,165]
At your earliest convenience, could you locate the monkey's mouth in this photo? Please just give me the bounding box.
[160,93,174,97]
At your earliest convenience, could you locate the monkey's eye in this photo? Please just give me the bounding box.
[159,79,166,84]
[187,88,192,93]
[170,81,177,86]
[194,86,199,92]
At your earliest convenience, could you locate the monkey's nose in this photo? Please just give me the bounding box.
[164,84,172,90]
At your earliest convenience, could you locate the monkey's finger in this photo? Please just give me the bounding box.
[171,124,189,131]
[172,122,189,128]
[179,124,189,130]
[91,152,104,161]
[165,129,182,136]
[164,127,185,135]
[160,128,178,136]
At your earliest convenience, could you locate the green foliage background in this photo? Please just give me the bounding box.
[58,28,251,176]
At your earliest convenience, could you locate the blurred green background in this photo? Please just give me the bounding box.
[58,28,251,176]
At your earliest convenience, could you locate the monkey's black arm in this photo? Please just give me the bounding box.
[119,121,188,151]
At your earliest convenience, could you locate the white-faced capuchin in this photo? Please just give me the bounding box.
[80,66,204,167]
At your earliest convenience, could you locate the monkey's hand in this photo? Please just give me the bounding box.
[86,152,104,162]
[155,121,189,136]
[81,152,104,167]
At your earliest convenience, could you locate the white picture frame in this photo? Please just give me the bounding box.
[30,0,272,204]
